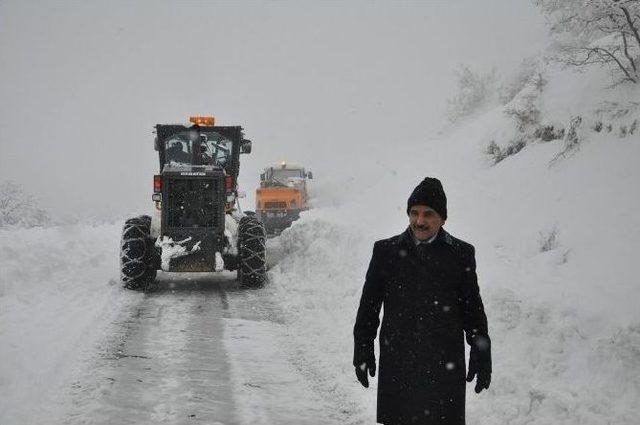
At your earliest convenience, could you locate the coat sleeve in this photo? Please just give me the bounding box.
[353,241,385,366]
[458,245,489,346]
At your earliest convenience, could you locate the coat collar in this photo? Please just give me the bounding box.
[399,226,453,249]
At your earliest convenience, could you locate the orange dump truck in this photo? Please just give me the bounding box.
[255,162,313,235]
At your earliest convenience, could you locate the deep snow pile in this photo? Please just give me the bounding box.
[0,222,141,424]
[267,64,640,425]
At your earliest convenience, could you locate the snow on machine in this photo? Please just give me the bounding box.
[120,116,266,290]
[255,161,313,236]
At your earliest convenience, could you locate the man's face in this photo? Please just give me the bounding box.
[409,205,445,241]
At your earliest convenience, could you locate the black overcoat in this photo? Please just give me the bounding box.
[353,227,488,425]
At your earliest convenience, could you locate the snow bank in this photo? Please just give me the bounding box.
[0,223,141,425]
[268,216,377,424]
[266,64,640,424]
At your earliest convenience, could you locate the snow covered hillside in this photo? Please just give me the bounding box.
[267,64,640,425]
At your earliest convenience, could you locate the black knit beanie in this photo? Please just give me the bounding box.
[406,177,447,220]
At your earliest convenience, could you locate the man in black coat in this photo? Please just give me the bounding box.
[353,177,491,425]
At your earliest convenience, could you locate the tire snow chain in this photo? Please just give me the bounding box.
[120,220,151,283]
[241,220,267,276]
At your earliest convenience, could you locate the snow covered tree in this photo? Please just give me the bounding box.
[535,0,640,84]
[0,181,49,228]
[499,57,544,103]
[446,65,498,123]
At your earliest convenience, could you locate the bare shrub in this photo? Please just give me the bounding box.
[0,181,50,228]
[485,140,501,157]
[620,125,629,137]
[534,124,566,141]
[563,116,583,152]
[550,116,584,165]
[500,57,544,104]
[486,138,527,165]
[447,65,499,123]
[539,227,559,252]
[593,121,604,132]
[504,72,546,133]
[505,103,541,133]
[595,100,640,119]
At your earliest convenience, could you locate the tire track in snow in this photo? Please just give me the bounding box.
[60,273,238,424]
[55,272,344,424]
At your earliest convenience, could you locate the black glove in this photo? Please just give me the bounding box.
[466,335,491,394]
[355,359,376,388]
[354,342,376,388]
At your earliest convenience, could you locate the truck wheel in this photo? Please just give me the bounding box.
[237,215,266,287]
[120,215,157,291]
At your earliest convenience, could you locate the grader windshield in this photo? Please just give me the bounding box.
[163,130,233,168]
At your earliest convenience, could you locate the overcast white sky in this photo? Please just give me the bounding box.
[0,0,548,220]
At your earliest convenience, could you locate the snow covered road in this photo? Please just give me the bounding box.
[37,273,341,425]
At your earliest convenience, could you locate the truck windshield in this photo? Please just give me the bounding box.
[164,130,233,167]
[273,169,304,180]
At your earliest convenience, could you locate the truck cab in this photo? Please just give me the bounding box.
[256,162,313,235]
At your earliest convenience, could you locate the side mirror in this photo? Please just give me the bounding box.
[260,173,265,181]
[154,137,159,151]
[240,139,252,154]
[307,171,313,179]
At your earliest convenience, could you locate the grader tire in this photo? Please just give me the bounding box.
[120,215,157,291]
[237,215,266,287]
